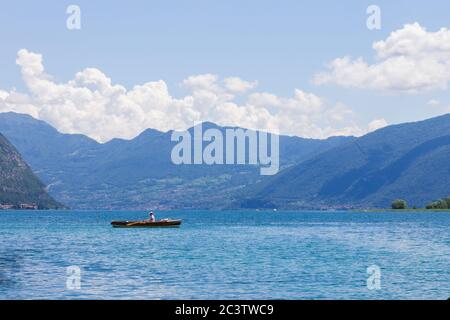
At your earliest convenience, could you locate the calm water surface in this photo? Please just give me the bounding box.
[0,210,449,299]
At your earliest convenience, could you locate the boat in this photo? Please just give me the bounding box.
[111,219,182,228]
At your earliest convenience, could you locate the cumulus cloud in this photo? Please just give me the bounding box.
[0,49,381,142]
[368,118,388,132]
[223,77,258,93]
[313,23,450,93]
[0,90,9,100]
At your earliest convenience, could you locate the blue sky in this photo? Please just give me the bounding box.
[1,1,450,141]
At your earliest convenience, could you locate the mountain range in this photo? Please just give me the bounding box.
[1,111,449,210]
[0,112,351,209]
[0,133,62,209]
[239,113,450,209]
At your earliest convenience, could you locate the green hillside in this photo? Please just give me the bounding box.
[0,112,353,210]
[239,114,450,209]
[0,133,63,209]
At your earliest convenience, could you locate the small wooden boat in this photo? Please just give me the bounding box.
[111,219,182,228]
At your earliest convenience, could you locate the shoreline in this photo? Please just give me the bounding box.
[2,208,450,213]
[353,209,450,213]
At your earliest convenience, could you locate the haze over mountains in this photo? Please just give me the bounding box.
[0,112,351,209]
[0,133,62,209]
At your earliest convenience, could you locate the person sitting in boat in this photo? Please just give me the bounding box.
[149,211,156,222]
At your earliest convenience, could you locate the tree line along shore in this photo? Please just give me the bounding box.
[391,197,450,211]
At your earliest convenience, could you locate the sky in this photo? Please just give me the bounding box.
[1,0,450,142]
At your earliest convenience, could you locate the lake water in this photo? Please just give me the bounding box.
[0,210,449,300]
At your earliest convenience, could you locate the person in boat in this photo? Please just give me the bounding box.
[149,211,156,222]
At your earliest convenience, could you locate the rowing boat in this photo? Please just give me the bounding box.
[111,219,182,228]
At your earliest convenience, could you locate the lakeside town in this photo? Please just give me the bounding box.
[0,203,38,210]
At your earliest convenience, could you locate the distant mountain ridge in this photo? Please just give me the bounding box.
[0,112,353,209]
[0,133,63,209]
[239,113,450,209]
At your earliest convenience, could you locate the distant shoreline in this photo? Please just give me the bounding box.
[353,209,450,213]
[2,208,450,213]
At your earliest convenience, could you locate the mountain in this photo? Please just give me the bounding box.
[239,113,450,209]
[0,133,63,209]
[0,112,353,209]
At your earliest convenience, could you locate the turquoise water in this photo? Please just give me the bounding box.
[0,210,449,300]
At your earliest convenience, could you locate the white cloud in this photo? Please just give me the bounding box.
[368,118,388,132]
[182,74,219,91]
[314,23,450,93]
[0,90,9,100]
[247,92,281,107]
[0,49,381,142]
[223,77,258,93]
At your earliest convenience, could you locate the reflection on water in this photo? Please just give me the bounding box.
[0,210,449,299]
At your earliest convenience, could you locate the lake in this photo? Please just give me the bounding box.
[0,210,449,299]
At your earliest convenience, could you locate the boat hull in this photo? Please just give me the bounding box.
[111,220,182,228]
